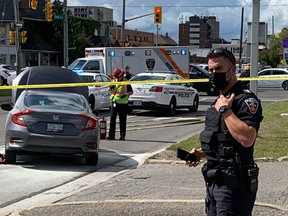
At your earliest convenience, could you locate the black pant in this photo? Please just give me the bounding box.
[205,182,257,216]
[108,103,128,139]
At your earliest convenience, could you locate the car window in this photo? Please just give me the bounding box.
[83,61,100,70]
[130,75,165,81]
[68,60,87,70]
[25,95,85,111]
[95,75,102,82]
[3,65,14,70]
[101,75,111,82]
[259,70,271,76]
[272,70,288,75]
[80,75,94,82]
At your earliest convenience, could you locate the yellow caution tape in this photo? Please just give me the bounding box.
[0,76,288,90]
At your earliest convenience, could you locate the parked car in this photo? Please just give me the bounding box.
[11,66,89,104]
[189,64,219,96]
[0,64,16,86]
[128,72,199,116]
[1,90,100,166]
[257,68,288,90]
[78,72,112,111]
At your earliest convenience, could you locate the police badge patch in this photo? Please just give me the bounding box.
[245,98,259,114]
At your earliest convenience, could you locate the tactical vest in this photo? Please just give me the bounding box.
[200,92,255,170]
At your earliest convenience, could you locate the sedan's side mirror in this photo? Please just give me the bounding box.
[1,103,13,111]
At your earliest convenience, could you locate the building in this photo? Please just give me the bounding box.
[179,15,219,48]
[67,6,114,46]
[109,26,177,47]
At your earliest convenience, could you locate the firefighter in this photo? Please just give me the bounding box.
[240,65,251,89]
[186,48,263,216]
[107,68,133,141]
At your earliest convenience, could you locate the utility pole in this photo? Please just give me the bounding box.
[13,0,21,74]
[63,0,68,67]
[250,0,260,95]
[239,7,244,73]
[121,0,126,47]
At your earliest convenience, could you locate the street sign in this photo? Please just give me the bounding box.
[283,38,288,48]
[54,14,64,20]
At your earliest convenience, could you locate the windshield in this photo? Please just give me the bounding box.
[25,95,86,111]
[130,75,166,81]
[67,60,87,70]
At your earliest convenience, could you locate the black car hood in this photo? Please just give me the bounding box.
[12,66,88,104]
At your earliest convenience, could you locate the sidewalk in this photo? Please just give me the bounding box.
[3,159,288,216]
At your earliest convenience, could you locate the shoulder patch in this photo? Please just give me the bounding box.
[245,98,259,114]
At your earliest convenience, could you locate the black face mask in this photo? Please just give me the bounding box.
[209,72,229,90]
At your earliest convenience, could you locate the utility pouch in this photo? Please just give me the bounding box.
[245,164,259,192]
[221,167,240,189]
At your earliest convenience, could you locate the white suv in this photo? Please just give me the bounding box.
[0,64,16,86]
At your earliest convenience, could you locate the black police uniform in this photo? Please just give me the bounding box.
[200,81,263,216]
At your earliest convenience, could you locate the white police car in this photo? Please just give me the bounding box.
[78,72,112,111]
[128,72,199,115]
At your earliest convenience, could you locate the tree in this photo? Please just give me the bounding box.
[51,0,101,64]
[259,28,288,67]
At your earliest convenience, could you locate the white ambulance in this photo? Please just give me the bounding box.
[67,46,190,78]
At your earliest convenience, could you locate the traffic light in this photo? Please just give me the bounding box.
[154,6,162,24]
[20,31,28,44]
[30,0,38,10]
[45,2,53,21]
[9,31,15,45]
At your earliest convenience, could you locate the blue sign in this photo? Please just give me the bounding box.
[283,38,288,48]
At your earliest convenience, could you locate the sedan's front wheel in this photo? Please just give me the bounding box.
[282,81,288,90]
[189,95,199,112]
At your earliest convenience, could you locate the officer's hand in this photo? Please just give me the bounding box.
[186,148,203,167]
[214,93,235,112]
[120,94,127,99]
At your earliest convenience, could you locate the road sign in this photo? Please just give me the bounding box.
[54,14,64,20]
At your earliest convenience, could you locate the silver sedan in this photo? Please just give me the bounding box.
[1,90,100,166]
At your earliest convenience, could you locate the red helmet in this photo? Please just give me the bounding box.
[113,68,124,79]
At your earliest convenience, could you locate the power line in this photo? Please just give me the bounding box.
[108,4,288,8]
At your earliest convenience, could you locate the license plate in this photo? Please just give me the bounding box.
[133,100,142,106]
[47,123,64,132]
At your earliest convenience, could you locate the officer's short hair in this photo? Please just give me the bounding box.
[207,48,236,65]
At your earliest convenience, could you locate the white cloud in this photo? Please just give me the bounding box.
[66,0,288,42]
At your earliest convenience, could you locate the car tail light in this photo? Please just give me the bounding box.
[79,114,97,131]
[11,110,34,127]
[149,86,163,92]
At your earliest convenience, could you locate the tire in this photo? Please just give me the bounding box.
[85,153,99,166]
[88,95,95,111]
[0,76,5,86]
[5,149,17,164]
[166,97,176,116]
[282,81,288,90]
[189,95,199,112]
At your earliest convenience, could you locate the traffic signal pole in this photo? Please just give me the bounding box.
[13,0,21,75]
[63,0,69,67]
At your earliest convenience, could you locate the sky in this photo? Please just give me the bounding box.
[67,0,288,43]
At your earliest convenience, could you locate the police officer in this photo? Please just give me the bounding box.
[187,48,263,216]
[107,68,133,141]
